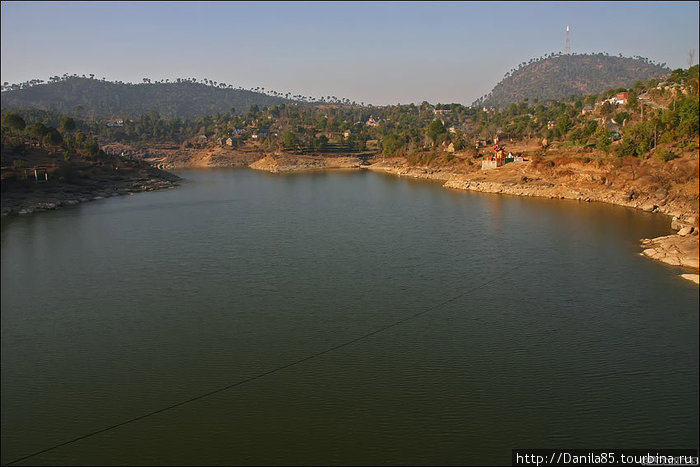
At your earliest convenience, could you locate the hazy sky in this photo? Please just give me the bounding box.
[2,1,698,105]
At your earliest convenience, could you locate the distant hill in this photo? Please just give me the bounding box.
[0,77,294,119]
[475,53,670,108]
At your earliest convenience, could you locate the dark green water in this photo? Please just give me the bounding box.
[2,169,698,465]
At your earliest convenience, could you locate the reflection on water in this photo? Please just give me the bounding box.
[2,169,697,465]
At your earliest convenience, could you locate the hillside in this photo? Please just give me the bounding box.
[476,53,670,108]
[0,77,293,119]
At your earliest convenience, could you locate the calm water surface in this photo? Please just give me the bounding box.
[2,169,698,465]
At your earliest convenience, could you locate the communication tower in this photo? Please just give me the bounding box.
[565,24,571,54]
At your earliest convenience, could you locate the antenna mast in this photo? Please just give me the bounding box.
[565,24,571,54]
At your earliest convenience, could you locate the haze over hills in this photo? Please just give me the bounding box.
[0,77,298,120]
[0,53,674,119]
[474,53,671,108]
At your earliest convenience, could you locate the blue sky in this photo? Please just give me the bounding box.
[1,1,698,105]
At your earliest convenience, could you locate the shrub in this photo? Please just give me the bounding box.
[654,147,678,162]
[614,138,635,158]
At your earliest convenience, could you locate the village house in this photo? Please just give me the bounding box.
[194,134,208,148]
[106,120,124,127]
[601,119,622,140]
[251,129,270,140]
[547,120,556,130]
[226,137,234,146]
[366,116,380,127]
[615,92,629,105]
[581,105,594,115]
[599,91,629,107]
[343,129,351,139]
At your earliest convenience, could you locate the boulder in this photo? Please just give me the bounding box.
[678,226,694,237]
[654,188,668,200]
[685,214,699,227]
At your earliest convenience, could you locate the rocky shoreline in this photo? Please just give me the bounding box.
[363,160,699,284]
[1,165,180,217]
[249,154,365,173]
[3,150,697,284]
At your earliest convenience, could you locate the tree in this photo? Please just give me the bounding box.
[85,137,100,156]
[427,119,446,145]
[75,130,86,144]
[44,128,63,147]
[312,134,328,152]
[282,130,297,150]
[556,115,572,138]
[595,126,612,154]
[1,112,26,133]
[382,133,402,155]
[599,101,614,118]
[26,122,49,141]
[452,133,467,151]
[59,116,76,133]
[248,104,260,116]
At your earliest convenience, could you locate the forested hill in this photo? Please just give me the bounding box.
[0,77,294,119]
[475,53,670,108]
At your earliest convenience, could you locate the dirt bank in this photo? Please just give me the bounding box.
[249,154,366,173]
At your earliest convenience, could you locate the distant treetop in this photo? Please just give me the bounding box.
[0,75,358,119]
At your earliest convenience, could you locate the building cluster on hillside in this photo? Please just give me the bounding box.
[596,92,629,107]
[365,116,381,127]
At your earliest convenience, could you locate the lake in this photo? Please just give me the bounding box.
[2,169,698,465]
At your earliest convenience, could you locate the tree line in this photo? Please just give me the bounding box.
[3,66,697,164]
